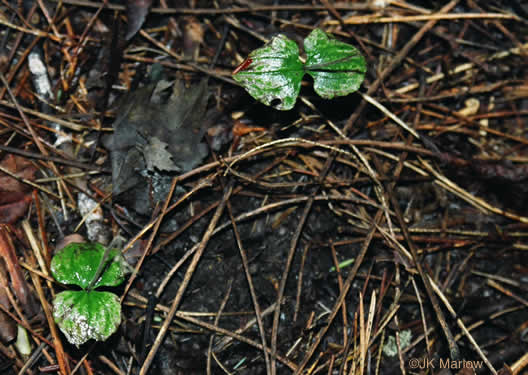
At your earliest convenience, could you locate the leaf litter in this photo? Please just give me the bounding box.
[107,74,209,213]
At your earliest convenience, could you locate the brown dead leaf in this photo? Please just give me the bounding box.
[0,155,37,224]
[0,192,33,224]
[232,120,267,137]
[0,154,37,193]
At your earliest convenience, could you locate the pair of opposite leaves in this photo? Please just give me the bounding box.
[232,29,367,110]
[51,243,129,346]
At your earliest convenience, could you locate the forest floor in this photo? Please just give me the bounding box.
[0,0,527,374]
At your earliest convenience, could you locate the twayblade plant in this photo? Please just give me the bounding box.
[232,29,366,110]
[51,243,129,346]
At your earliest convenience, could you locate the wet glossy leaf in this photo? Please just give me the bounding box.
[233,29,366,109]
[51,243,128,290]
[304,29,366,99]
[53,290,121,347]
[304,30,366,99]
[232,34,304,110]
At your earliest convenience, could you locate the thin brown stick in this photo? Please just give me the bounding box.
[428,276,497,374]
[225,190,272,374]
[97,355,124,375]
[27,256,70,375]
[120,177,178,301]
[0,99,89,131]
[270,195,314,375]
[206,278,233,375]
[328,12,519,25]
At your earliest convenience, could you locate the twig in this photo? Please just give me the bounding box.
[0,99,90,131]
[384,163,461,362]
[358,92,420,139]
[0,164,61,200]
[120,177,178,300]
[511,352,528,375]
[206,278,234,375]
[428,276,497,374]
[328,12,520,25]
[97,355,124,375]
[225,188,272,374]
[27,255,70,375]
[270,193,314,375]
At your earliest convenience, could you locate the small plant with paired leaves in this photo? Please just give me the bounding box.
[51,243,129,346]
[232,28,366,110]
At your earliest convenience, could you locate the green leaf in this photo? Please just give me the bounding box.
[232,34,304,110]
[51,243,128,290]
[53,290,121,347]
[304,29,366,99]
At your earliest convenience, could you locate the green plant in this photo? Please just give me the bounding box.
[232,28,366,110]
[50,243,129,346]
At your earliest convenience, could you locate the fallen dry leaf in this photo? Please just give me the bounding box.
[0,155,37,224]
[0,154,37,193]
[0,192,33,224]
[108,78,209,213]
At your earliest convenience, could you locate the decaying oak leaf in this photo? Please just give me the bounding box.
[107,78,209,213]
[143,137,179,172]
